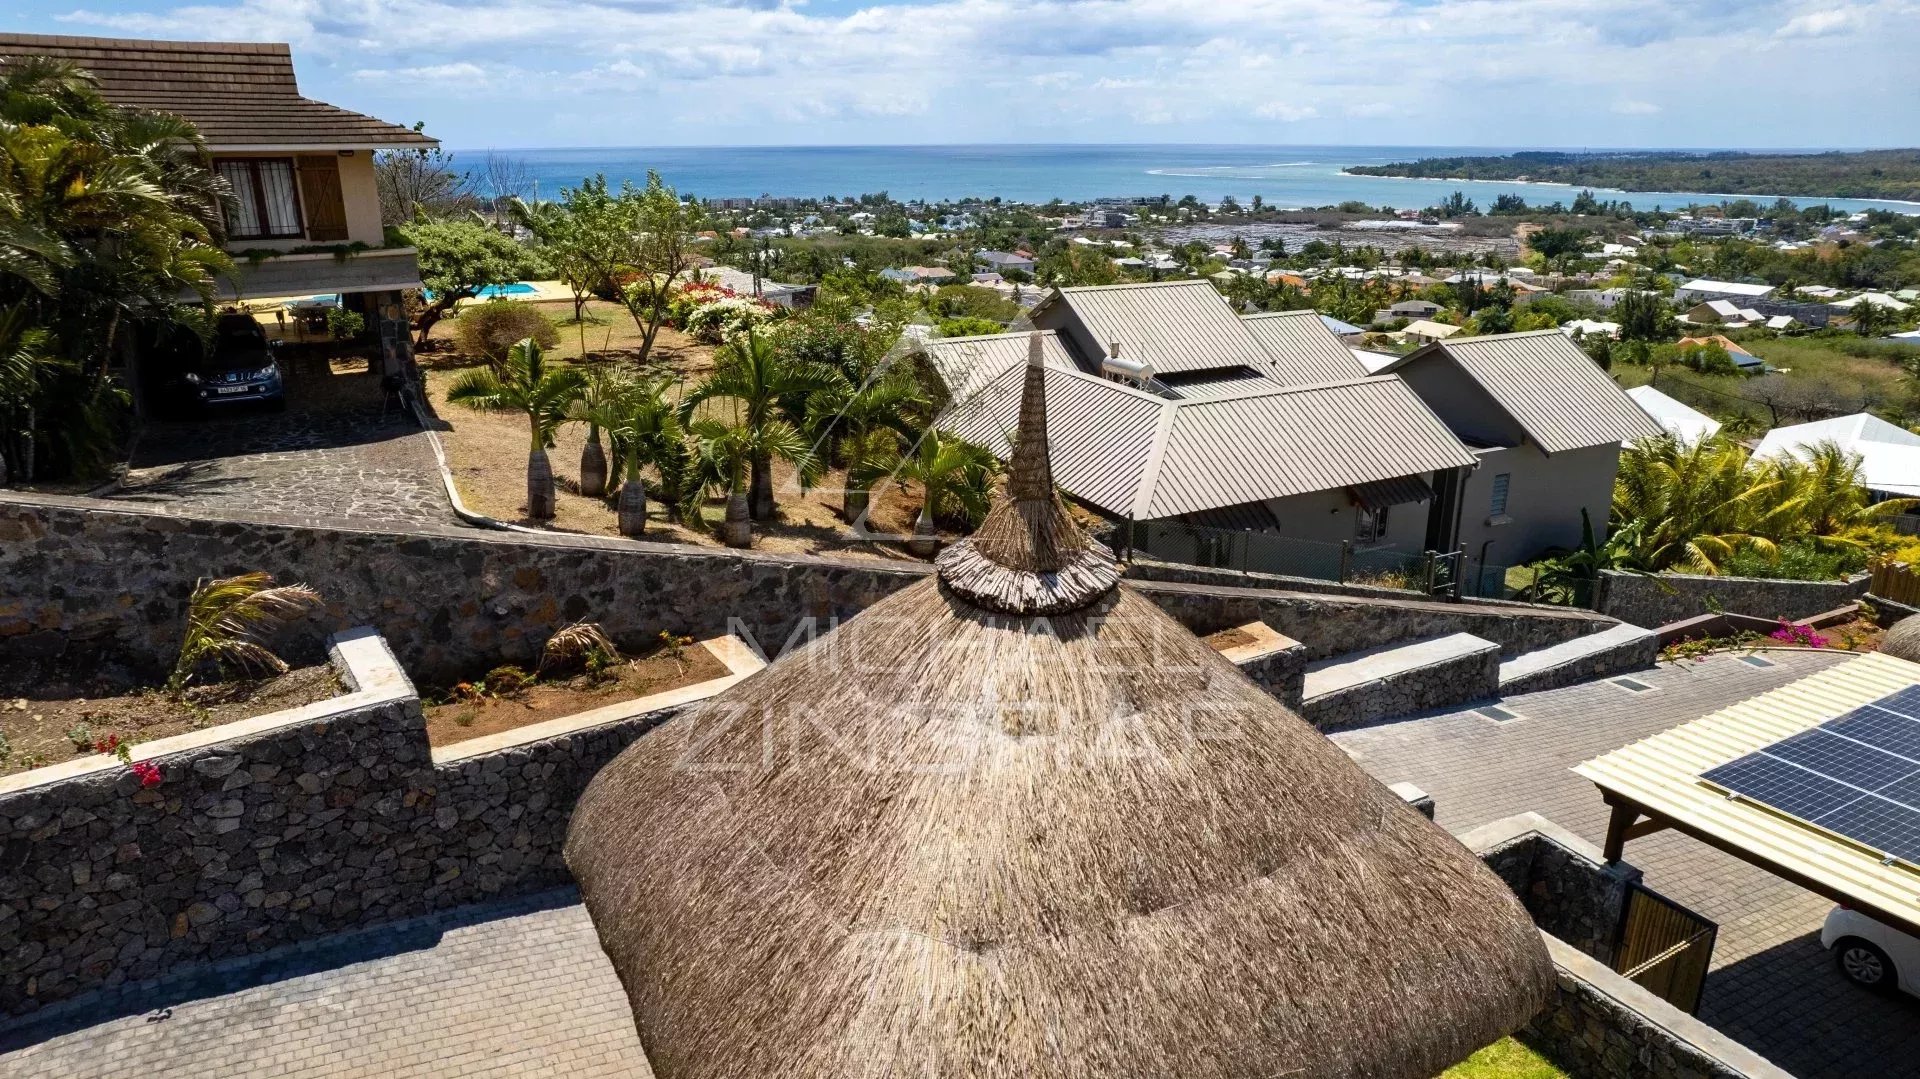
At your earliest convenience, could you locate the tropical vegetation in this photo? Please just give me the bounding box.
[168,572,325,694]
[445,338,585,519]
[0,54,231,482]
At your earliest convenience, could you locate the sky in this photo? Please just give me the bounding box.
[6,0,1918,150]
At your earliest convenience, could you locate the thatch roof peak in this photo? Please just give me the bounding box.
[935,332,1121,616]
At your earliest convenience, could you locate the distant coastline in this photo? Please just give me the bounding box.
[459,145,1920,214]
[1346,149,1920,205]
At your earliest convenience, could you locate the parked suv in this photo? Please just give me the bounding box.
[166,313,285,412]
[1823,905,1920,996]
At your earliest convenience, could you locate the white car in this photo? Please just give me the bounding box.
[1822,905,1920,995]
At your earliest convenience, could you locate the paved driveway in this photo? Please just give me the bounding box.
[1335,647,1920,1079]
[4,649,1915,1078]
[108,357,453,531]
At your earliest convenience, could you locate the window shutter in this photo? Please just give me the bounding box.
[297,156,350,242]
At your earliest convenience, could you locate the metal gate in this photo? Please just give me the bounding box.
[1612,884,1718,1013]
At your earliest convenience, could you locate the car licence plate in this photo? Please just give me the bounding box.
[215,386,248,395]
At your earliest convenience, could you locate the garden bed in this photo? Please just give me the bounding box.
[0,665,343,778]
[422,638,732,747]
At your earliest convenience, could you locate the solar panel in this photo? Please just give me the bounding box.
[1700,687,1920,864]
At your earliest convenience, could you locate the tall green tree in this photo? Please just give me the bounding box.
[444,338,584,520]
[560,171,703,367]
[399,218,537,347]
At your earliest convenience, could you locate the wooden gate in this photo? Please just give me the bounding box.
[1612,884,1717,1013]
[1872,562,1920,608]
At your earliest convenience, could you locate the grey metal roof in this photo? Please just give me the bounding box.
[1241,311,1373,384]
[1036,280,1276,376]
[918,331,1079,405]
[1382,330,1664,454]
[942,365,1475,522]
[1156,368,1286,402]
[1350,475,1435,511]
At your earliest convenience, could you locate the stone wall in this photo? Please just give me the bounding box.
[1464,812,1641,963]
[0,629,692,1019]
[1597,569,1871,629]
[0,493,1613,685]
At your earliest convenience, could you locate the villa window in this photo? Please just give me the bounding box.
[1356,505,1389,545]
[1490,473,1512,516]
[217,159,304,240]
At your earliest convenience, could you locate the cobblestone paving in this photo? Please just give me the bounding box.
[0,892,653,1079]
[108,364,454,530]
[5,651,1915,1078]
[1335,648,1920,1079]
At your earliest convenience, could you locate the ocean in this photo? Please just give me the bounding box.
[457,144,1919,214]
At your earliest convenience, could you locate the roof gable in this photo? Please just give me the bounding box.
[1386,331,1663,454]
[0,33,435,149]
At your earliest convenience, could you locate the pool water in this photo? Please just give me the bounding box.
[422,282,538,301]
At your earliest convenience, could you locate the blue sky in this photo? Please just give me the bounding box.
[7,0,1917,149]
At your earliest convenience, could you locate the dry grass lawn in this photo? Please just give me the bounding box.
[420,298,945,562]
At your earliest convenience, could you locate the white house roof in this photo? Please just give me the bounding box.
[1382,330,1665,454]
[1765,315,1799,330]
[1403,319,1462,340]
[1834,292,1914,312]
[1626,385,1721,443]
[1561,319,1621,338]
[1679,279,1775,298]
[1752,413,1920,498]
[1350,348,1400,374]
[940,365,1475,522]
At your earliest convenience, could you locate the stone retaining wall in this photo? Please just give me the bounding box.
[0,493,1610,685]
[1597,569,1870,629]
[1464,812,1640,963]
[0,629,706,1019]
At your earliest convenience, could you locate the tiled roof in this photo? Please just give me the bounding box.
[0,34,435,149]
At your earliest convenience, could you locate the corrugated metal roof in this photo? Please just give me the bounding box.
[1576,652,1920,936]
[0,34,435,149]
[919,331,1079,405]
[1156,369,1285,402]
[941,365,1475,522]
[1390,330,1664,454]
[1039,280,1276,376]
[1241,311,1372,385]
[1350,475,1435,511]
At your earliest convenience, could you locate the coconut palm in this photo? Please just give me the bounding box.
[445,338,585,520]
[895,430,1000,556]
[168,572,324,694]
[679,327,837,520]
[1851,297,1891,338]
[1763,440,1916,549]
[1612,436,1780,574]
[606,372,686,537]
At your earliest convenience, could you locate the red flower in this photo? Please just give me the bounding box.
[130,761,162,788]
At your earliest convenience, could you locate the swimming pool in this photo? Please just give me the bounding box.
[423,282,538,301]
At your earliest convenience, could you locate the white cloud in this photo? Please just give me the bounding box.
[37,0,1919,148]
[1255,101,1319,122]
[1774,8,1861,36]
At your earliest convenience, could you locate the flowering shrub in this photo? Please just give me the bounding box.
[1768,620,1830,649]
[668,281,777,343]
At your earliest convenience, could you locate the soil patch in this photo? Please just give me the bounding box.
[1205,625,1259,650]
[423,640,732,747]
[0,666,343,778]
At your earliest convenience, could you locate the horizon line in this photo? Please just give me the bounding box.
[437,141,1919,154]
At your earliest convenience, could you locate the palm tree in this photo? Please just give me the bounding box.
[168,572,324,694]
[445,338,584,520]
[1612,436,1779,574]
[895,430,1000,557]
[606,373,685,537]
[1851,297,1890,338]
[688,416,807,548]
[679,328,836,520]
[1764,441,1917,549]
[568,367,625,498]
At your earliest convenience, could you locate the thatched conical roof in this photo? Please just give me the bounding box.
[1886,616,1920,663]
[564,333,1554,1079]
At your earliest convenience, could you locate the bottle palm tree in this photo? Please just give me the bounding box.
[679,328,837,520]
[896,430,1000,557]
[445,338,584,520]
[568,367,625,498]
[688,416,808,548]
[606,373,685,537]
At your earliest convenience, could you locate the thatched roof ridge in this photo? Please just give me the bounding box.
[563,330,1555,1078]
[1887,616,1920,663]
[935,332,1119,615]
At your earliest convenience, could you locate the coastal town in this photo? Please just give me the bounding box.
[3,22,1920,1079]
